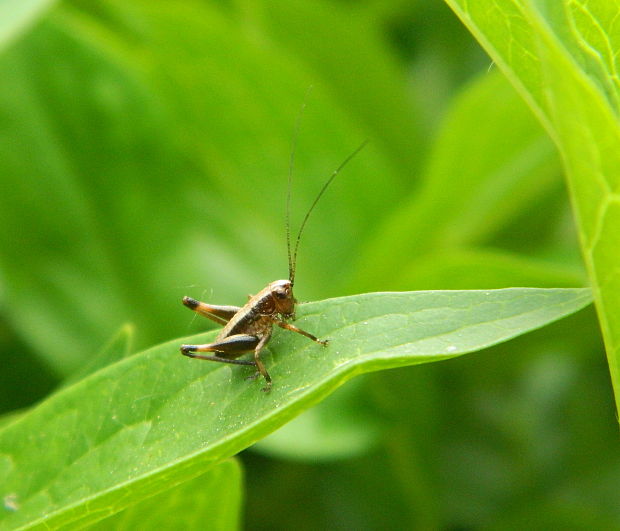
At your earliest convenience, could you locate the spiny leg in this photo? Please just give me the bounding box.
[181,333,274,391]
[182,296,241,326]
[252,333,272,393]
[274,319,329,346]
[181,353,256,366]
[180,334,259,367]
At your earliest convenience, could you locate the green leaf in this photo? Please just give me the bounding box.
[87,459,243,531]
[0,288,591,529]
[253,378,382,461]
[64,324,134,387]
[398,248,585,290]
[255,0,424,175]
[351,70,562,291]
[444,0,620,414]
[0,0,56,51]
[0,411,23,433]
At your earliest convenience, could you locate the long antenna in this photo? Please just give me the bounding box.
[289,139,368,286]
[287,86,313,286]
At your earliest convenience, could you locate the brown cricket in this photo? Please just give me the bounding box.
[180,139,367,391]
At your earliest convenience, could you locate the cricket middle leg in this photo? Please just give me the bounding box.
[252,333,273,393]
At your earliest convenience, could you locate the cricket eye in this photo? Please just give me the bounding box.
[274,287,288,299]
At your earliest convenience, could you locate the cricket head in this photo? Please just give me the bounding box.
[270,279,296,319]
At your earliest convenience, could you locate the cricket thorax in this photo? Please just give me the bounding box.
[217,285,286,340]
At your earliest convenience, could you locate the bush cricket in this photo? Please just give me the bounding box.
[180,136,367,392]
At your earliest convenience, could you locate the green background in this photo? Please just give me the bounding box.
[0,0,618,529]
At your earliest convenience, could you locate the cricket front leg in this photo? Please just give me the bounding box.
[274,320,329,346]
[180,333,259,366]
[182,297,241,326]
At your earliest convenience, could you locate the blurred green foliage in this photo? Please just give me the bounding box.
[0,0,618,529]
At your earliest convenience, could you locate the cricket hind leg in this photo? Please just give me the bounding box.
[181,332,275,392]
[181,333,272,391]
[182,296,241,326]
[182,354,256,366]
[180,333,259,364]
[180,335,257,367]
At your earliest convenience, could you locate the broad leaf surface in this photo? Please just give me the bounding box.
[254,378,382,461]
[88,459,242,531]
[0,288,591,529]
[444,0,620,412]
[64,325,134,387]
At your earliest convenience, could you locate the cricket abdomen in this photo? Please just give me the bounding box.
[218,311,272,341]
